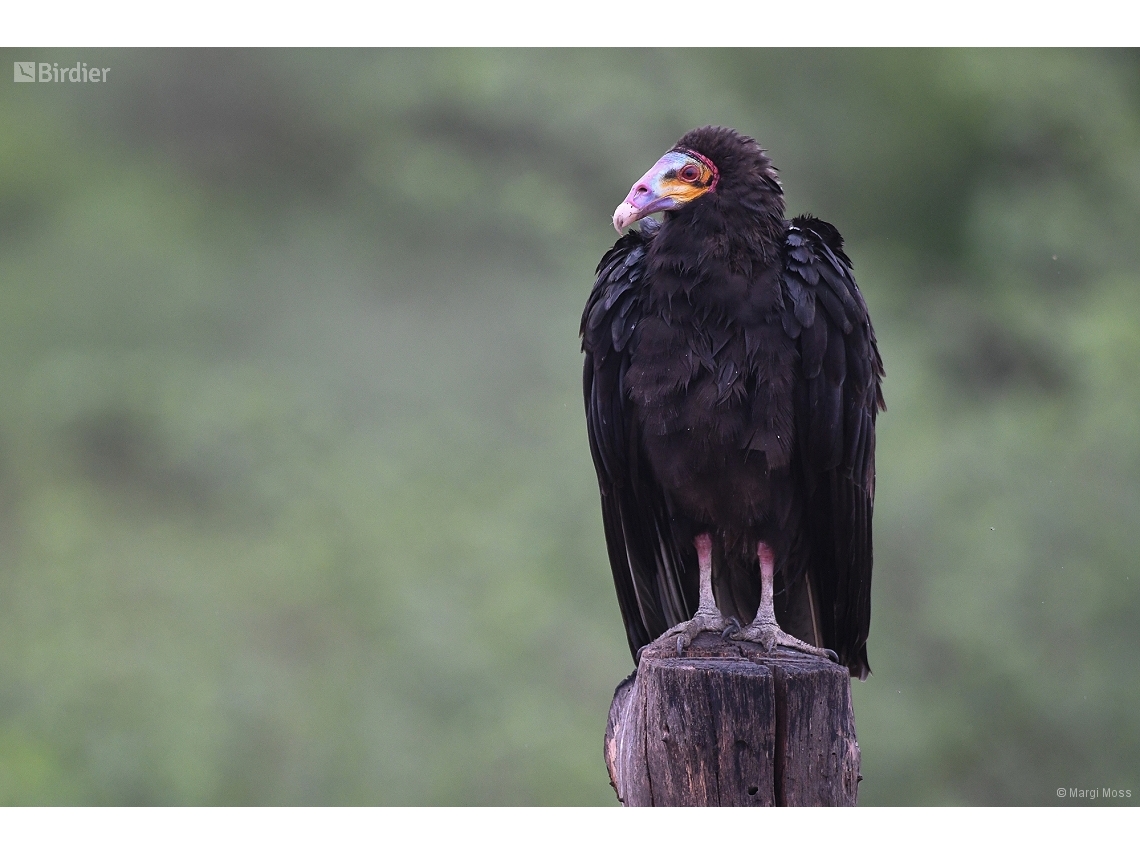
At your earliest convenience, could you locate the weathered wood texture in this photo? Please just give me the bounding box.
[604,632,860,806]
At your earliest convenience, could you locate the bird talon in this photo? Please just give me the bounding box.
[676,636,685,656]
[721,617,742,641]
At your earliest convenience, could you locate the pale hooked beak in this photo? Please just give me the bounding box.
[611,152,688,233]
[613,201,643,232]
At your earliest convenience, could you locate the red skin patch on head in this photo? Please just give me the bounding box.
[676,148,719,192]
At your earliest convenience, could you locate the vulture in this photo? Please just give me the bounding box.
[581,127,884,679]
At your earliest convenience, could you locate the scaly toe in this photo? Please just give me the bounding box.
[733,621,834,661]
[642,611,732,659]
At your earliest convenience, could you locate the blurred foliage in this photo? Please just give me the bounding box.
[0,48,1138,805]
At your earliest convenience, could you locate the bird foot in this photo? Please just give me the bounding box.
[640,610,733,659]
[732,619,839,663]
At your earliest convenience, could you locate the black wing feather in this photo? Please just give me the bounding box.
[582,226,693,659]
[784,215,885,679]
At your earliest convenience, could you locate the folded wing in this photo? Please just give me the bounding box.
[581,225,694,659]
[783,216,885,679]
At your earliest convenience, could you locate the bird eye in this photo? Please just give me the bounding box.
[679,164,702,183]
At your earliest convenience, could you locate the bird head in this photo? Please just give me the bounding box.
[612,148,719,232]
[612,127,783,233]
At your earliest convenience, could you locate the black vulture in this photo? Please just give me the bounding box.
[581,127,884,679]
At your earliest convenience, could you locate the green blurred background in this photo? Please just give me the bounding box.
[0,48,1137,805]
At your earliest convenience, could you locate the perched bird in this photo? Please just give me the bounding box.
[581,127,884,679]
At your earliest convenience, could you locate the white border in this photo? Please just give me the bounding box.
[1,806,1135,854]
[2,1,1138,47]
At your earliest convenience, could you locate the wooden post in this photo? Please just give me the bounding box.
[604,631,861,806]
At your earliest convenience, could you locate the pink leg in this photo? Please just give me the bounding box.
[754,542,778,627]
[641,533,731,658]
[734,541,837,662]
[693,533,718,618]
